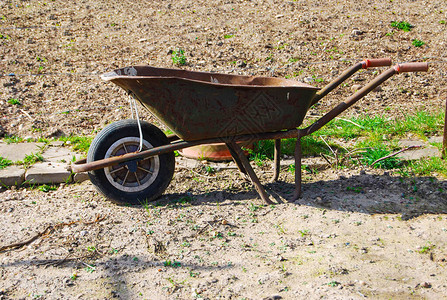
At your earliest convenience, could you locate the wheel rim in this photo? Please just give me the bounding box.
[104,137,160,193]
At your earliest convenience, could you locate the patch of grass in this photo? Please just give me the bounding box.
[171,49,187,66]
[391,21,413,32]
[164,260,182,268]
[7,98,21,105]
[328,281,341,287]
[0,156,12,169]
[361,147,401,169]
[38,184,57,192]
[412,39,425,47]
[59,135,92,153]
[403,157,447,177]
[4,135,24,144]
[223,34,234,39]
[17,152,44,168]
[418,242,435,254]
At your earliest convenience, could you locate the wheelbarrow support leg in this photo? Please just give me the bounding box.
[227,141,273,204]
[225,143,249,180]
[292,137,302,201]
[271,139,281,182]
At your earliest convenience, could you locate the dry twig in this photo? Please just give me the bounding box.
[0,215,107,252]
[371,145,421,166]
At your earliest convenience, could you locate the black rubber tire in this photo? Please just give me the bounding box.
[87,119,175,205]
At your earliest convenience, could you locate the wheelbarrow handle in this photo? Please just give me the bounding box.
[362,58,392,68]
[394,62,429,73]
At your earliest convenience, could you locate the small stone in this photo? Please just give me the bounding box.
[421,282,432,288]
[222,220,228,225]
[351,29,364,36]
[277,255,286,261]
[46,128,65,138]
[351,84,362,92]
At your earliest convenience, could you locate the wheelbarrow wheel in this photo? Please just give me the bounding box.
[87,119,175,205]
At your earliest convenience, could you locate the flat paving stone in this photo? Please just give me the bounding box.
[0,166,25,186]
[73,172,90,183]
[25,162,72,184]
[0,142,44,162]
[42,146,81,163]
[398,139,426,148]
[397,146,440,161]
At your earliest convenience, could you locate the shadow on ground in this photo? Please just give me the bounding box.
[154,173,447,220]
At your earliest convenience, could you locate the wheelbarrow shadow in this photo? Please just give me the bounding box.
[158,172,447,220]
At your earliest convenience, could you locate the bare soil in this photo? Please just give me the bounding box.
[1,0,447,299]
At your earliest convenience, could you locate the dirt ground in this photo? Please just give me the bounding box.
[1,0,447,299]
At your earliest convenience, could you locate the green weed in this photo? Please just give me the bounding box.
[59,135,92,153]
[412,39,425,47]
[164,260,182,268]
[328,281,341,287]
[403,157,447,177]
[418,242,435,254]
[361,147,401,169]
[171,49,187,66]
[38,184,57,192]
[7,98,21,105]
[4,135,24,144]
[0,156,12,169]
[17,152,44,168]
[391,21,413,32]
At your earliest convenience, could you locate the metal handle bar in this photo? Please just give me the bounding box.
[394,62,429,73]
[362,58,392,68]
[311,57,392,105]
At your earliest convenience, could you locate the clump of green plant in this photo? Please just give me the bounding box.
[59,135,92,153]
[223,34,234,39]
[418,242,435,254]
[7,98,21,105]
[412,39,425,47]
[17,152,44,168]
[360,147,401,169]
[328,281,341,287]
[3,135,25,144]
[402,157,447,177]
[163,260,181,268]
[38,184,57,192]
[391,21,413,32]
[171,49,187,66]
[0,156,12,169]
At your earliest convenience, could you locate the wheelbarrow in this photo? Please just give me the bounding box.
[72,59,429,205]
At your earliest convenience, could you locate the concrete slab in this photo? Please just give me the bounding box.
[25,162,72,184]
[42,146,81,163]
[428,136,443,144]
[398,139,426,148]
[397,146,440,161]
[0,142,45,162]
[0,166,25,186]
[73,172,90,183]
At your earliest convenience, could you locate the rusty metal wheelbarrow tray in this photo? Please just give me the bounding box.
[101,66,320,141]
[73,59,429,205]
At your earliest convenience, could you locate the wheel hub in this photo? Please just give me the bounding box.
[104,137,160,193]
